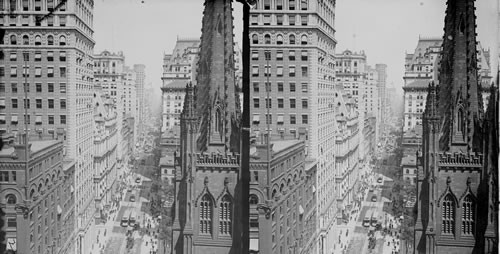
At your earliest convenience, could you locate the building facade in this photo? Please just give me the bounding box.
[402,37,492,132]
[334,50,366,106]
[249,140,312,254]
[133,64,145,141]
[171,0,242,253]
[0,140,76,254]
[160,39,200,134]
[414,0,499,252]
[0,1,97,252]
[92,94,118,223]
[249,1,339,252]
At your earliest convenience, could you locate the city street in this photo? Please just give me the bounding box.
[343,172,402,254]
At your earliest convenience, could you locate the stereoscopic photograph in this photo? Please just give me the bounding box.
[0,0,498,254]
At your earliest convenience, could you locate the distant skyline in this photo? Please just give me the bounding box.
[93,0,498,94]
[93,0,243,90]
[335,0,498,93]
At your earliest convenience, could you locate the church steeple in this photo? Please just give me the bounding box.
[195,0,241,154]
[438,0,483,153]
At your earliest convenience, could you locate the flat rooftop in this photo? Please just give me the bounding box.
[250,139,304,158]
[401,154,417,166]
[0,140,60,157]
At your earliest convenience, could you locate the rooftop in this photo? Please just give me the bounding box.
[0,140,61,158]
[159,154,175,166]
[404,80,433,89]
[162,80,190,90]
[401,154,417,166]
[250,139,303,158]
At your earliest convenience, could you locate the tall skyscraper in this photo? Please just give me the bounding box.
[133,64,145,140]
[414,0,498,252]
[0,1,97,253]
[171,0,242,253]
[249,1,338,252]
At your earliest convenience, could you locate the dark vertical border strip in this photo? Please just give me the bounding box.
[0,26,6,254]
[236,1,250,253]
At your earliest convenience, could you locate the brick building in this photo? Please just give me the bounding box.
[0,139,75,254]
[0,1,98,252]
[249,140,314,254]
[249,1,340,251]
[414,0,499,252]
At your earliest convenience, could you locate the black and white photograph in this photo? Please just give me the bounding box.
[0,0,498,254]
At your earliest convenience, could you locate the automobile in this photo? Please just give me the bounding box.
[135,177,141,183]
[130,195,136,202]
[369,188,374,192]
[377,177,383,183]
[371,195,377,202]
[127,188,132,192]
[120,216,129,227]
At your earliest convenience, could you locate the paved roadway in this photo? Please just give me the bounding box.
[345,173,402,254]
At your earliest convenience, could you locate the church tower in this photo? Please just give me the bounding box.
[171,1,242,254]
[414,0,499,253]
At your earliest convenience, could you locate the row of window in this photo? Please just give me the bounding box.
[7,51,67,62]
[442,194,476,236]
[199,194,233,236]
[0,171,17,182]
[257,0,309,11]
[0,82,66,93]
[0,0,67,12]
[5,98,66,109]
[253,98,308,109]
[252,34,308,45]
[252,65,308,77]
[0,114,67,125]
[253,82,308,93]
[0,66,67,78]
[251,14,309,26]
[252,50,308,61]
[4,34,67,46]
[252,114,308,125]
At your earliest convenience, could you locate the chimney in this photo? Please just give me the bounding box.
[14,134,31,161]
[255,143,274,162]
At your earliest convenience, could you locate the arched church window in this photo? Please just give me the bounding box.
[199,194,213,235]
[462,195,475,235]
[442,194,456,235]
[219,195,232,235]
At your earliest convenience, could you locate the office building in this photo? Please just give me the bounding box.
[249,140,315,254]
[0,140,76,254]
[249,1,339,251]
[133,64,145,140]
[0,1,97,252]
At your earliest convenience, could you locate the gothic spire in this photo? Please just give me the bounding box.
[195,0,241,154]
[438,0,483,152]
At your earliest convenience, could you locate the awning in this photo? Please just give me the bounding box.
[252,115,260,124]
[57,128,65,134]
[70,185,74,193]
[299,127,307,134]
[0,99,5,106]
[277,115,284,123]
[11,115,18,122]
[57,205,62,214]
[35,115,42,123]
[299,205,304,215]
[249,239,259,251]
[0,115,5,121]
[312,185,316,193]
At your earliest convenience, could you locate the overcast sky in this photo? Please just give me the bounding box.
[93,0,498,95]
